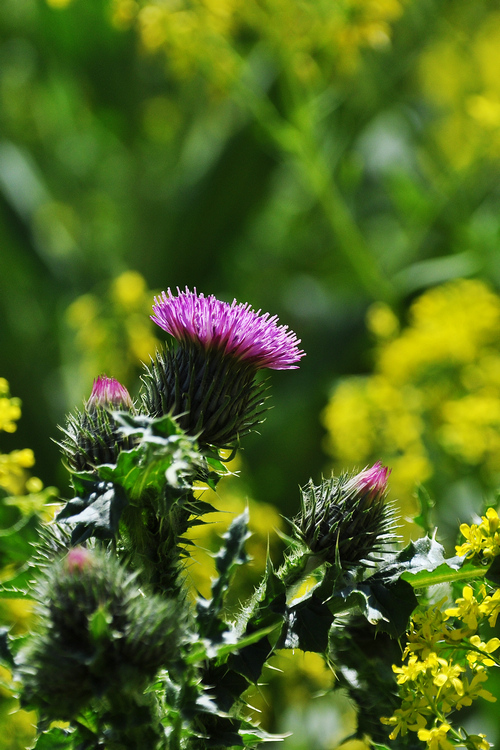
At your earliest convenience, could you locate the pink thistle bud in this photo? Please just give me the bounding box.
[59,376,136,473]
[65,547,93,573]
[86,375,133,410]
[151,287,305,370]
[345,462,391,506]
[294,462,394,568]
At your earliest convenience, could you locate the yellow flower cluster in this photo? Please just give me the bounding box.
[381,588,499,749]
[0,378,21,434]
[65,271,161,400]
[0,380,43,497]
[419,11,500,169]
[0,449,36,497]
[0,381,57,647]
[456,507,500,562]
[111,0,407,95]
[323,279,500,518]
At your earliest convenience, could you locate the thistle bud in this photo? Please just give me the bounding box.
[20,548,182,721]
[59,375,135,473]
[294,463,395,569]
[87,375,134,411]
[65,545,94,572]
[142,287,304,449]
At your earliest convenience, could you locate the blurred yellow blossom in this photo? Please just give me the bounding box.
[111,0,409,97]
[365,301,399,340]
[0,380,59,663]
[419,12,500,168]
[0,379,22,434]
[323,279,500,522]
[0,450,35,496]
[64,270,161,398]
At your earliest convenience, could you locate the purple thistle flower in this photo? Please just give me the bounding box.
[87,375,133,410]
[151,287,304,370]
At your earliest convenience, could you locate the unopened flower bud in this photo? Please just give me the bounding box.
[20,550,182,721]
[343,462,391,509]
[59,375,135,473]
[65,546,93,573]
[87,375,134,411]
[294,463,395,568]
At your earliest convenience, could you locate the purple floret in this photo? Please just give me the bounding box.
[151,287,305,370]
[345,461,391,506]
[87,375,133,409]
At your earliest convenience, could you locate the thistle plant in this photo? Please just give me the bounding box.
[2,288,500,750]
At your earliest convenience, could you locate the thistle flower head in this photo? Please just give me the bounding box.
[294,463,395,568]
[59,375,136,473]
[87,375,133,411]
[143,288,305,448]
[151,287,304,370]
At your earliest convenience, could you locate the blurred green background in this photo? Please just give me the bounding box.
[3,0,500,747]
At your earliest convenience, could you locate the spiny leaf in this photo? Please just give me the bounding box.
[279,593,334,652]
[330,578,417,637]
[197,509,251,641]
[401,559,485,589]
[375,535,451,584]
[56,481,127,544]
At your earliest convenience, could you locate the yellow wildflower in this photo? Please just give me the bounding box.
[431,659,465,696]
[445,586,483,631]
[380,701,427,739]
[393,654,427,685]
[456,508,500,561]
[466,635,500,668]
[0,380,22,433]
[456,668,497,710]
[418,723,454,750]
[406,602,449,658]
[464,735,491,750]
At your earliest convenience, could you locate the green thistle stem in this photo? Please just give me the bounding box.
[121,495,191,597]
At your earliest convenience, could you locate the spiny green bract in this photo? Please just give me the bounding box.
[58,404,137,474]
[141,344,268,450]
